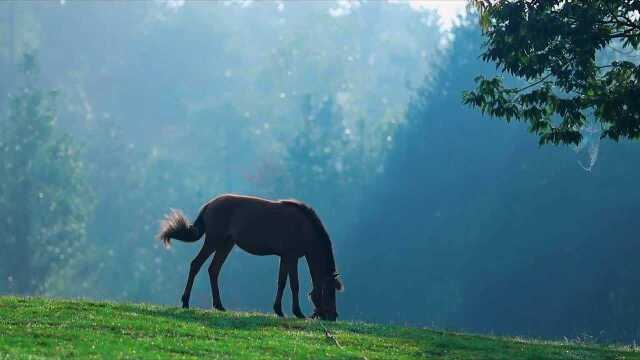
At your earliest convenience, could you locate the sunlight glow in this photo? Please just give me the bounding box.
[407,0,467,31]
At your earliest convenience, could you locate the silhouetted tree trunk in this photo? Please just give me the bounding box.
[4,5,35,292]
[0,2,24,294]
[11,181,32,294]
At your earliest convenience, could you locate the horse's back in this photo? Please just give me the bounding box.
[205,194,311,256]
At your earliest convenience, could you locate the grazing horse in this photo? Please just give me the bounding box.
[157,194,343,321]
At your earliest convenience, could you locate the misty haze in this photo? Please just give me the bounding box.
[1,1,639,358]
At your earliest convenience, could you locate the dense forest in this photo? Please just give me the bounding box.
[1,1,638,343]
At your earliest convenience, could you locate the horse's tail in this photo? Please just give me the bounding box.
[156,206,205,248]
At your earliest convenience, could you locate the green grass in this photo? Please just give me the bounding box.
[0,297,638,359]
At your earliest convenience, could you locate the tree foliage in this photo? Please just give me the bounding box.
[0,54,91,294]
[352,22,640,342]
[464,0,640,145]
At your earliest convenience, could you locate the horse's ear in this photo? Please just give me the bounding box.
[334,278,343,292]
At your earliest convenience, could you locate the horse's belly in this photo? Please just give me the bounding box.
[235,238,276,256]
[233,229,303,257]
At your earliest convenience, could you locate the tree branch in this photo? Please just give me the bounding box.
[515,73,553,93]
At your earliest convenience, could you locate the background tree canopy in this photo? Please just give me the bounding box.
[0,54,91,295]
[1,0,639,344]
[464,0,640,145]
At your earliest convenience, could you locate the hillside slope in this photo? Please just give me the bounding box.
[0,297,637,359]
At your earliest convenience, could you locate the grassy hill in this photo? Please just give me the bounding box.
[0,297,637,359]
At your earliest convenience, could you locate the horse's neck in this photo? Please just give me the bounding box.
[305,251,329,288]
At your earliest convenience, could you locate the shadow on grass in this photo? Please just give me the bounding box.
[126,305,635,360]
[121,303,310,333]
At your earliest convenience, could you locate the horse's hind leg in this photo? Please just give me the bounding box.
[273,257,287,317]
[286,258,305,319]
[181,240,214,308]
[208,239,234,311]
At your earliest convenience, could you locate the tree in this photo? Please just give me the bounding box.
[464,0,640,145]
[286,96,348,198]
[0,53,91,294]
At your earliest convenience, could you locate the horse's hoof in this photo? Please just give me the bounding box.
[293,309,306,319]
[273,304,285,317]
[214,304,226,312]
[182,303,189,309]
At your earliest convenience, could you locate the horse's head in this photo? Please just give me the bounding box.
[310,273,343,321]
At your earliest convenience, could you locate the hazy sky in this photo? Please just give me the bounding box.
[404,0,467,30]
[316,0,467,30]
[159,0,468,31]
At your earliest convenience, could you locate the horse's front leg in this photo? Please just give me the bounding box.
[286,257,305,319]
[182,243,214,308]
[208,241,234,311]
[273,257,288,317]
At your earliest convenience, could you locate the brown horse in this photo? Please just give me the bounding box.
[157,194,343,321]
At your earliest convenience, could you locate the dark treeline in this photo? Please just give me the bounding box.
[344,24,640,342]
[0,1,638,343]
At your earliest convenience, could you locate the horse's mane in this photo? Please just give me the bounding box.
[280,199,337,275]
